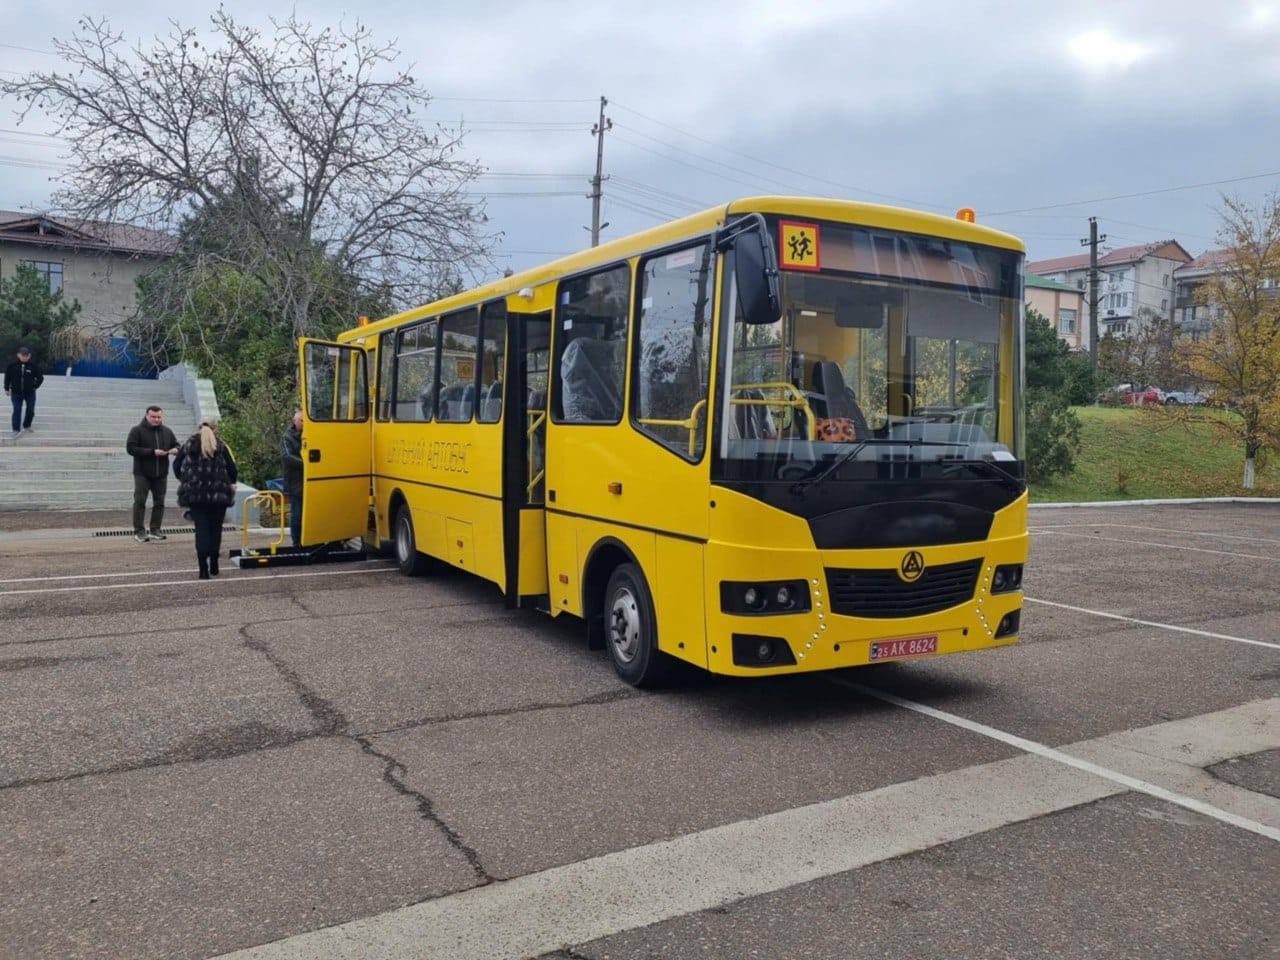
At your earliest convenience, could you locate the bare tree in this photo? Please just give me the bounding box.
[1174,194,1280,489]
[2,12,493,336]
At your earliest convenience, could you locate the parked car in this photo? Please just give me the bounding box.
[1099,383,1165,405]
[1164,389,1205,405]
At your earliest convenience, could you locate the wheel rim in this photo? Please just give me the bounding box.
[396,513,412,565]
[608,585,642,664]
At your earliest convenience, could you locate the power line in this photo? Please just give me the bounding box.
[431,97,596,104]
[610,99,936,208]
[0,42,55,56]
[610,176,708,211]
[612,121,796,194]
[990,170,1280,215]
[610,132,778,196]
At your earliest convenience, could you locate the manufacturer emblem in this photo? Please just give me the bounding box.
[898,550,925,582]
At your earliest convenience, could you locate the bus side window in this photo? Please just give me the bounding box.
[478,301,507,423]
[393,320,438,422]
[438,307,480,423]
[553,264,629,424]
[376,330,395,420]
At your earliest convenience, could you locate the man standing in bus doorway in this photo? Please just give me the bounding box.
[126,405,179,542]
[280,409,304,547]
[4,345,43,438]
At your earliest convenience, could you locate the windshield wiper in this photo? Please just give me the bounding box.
[942,458,1025,495]
[789,438,899,498]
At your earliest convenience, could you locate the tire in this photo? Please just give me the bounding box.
[393,503,429,576]
[604,562,672,687]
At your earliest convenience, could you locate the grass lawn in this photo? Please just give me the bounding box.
[1029,405,1280,503]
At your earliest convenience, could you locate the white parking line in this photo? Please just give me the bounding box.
[209,699,1280,960]
[1025,597,1280,651]
[0,568,209,584]
[1030,522,1280,546]
[0,565,397,596]
[1031,529,1280,561]
[833,680,1280,842]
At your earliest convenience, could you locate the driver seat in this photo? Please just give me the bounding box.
[813,361,870,439]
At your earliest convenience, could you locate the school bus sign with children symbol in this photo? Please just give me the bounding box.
[779,220,820,271]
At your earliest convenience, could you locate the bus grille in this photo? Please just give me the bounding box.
[824,559,982,618]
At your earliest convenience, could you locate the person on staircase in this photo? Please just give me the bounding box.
[125,406,179,542]
[4,345,43,438]
[175,417,237,579]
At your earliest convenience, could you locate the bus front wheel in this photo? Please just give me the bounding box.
[394,504,429,576]
[604,563,672,687]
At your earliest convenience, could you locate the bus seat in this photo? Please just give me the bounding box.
[733,388,772,439]
[437,382,464,421]
[481,380,502,421]
[813,361,870,439]
[418,381,438,420]
[561,338,621,422]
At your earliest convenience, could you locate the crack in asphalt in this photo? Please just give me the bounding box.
[360,685,645,738]
[240,625,492,883]
[354,735,492,884]
[241,627,348,736]
[0,598,494,649]
[0,685,641,792]
[0,653,112,671]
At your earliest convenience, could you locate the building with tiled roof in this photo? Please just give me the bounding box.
[1025,272,1085,350]
[1028,240,1193,348]
[0,211,176,338]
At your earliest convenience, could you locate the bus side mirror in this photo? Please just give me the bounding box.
[734,229,780,325]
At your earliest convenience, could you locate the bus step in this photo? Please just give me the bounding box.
[229,542,366,568]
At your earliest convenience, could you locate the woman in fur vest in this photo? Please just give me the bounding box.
[176,418,238,579]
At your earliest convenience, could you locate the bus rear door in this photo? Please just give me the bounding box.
[298,339,372,544]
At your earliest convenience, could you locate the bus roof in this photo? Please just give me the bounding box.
[339,196,1025,343]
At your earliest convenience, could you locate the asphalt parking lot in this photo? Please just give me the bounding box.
[1,501,1277,960]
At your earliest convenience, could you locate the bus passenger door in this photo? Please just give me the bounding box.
[298,339,372,544]
[501,312,551,607]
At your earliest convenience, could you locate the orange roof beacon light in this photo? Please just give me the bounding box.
[357,315,369,326]
[955,207,976,223]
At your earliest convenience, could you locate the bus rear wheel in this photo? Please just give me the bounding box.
[604,562,672,687]
[394,503,429,576]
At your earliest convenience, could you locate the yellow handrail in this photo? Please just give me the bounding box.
[526,408,547,500]
[240,490,287,556]
[636,398,709,456]
[730,381,817,440]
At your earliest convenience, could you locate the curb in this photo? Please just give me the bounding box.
[1030,497,1280,509]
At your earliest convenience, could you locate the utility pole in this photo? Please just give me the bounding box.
[588,95,612,247]
[1081,216,1107,370]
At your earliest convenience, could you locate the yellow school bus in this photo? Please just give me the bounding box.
[298,197,1028,686]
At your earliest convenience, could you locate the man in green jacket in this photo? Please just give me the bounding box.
[125,406,179,542]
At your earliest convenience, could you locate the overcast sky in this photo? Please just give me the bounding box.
[2,0,1278,283]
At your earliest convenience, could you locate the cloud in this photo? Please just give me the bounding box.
[1067,29,1151,71]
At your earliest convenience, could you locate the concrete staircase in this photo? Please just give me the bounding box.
[0,375,199,510]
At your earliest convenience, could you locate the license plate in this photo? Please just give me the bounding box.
[869,634,939,661]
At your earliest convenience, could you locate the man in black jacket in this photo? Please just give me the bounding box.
[280,409,304,546]
[4,345,44,438]
[125,406,179,542]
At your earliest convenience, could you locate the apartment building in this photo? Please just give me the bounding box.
[1025,272,1085,349]
[1027,240,1192,350]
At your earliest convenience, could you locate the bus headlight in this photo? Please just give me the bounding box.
[720,580,811,615]
[991,564,1023,593]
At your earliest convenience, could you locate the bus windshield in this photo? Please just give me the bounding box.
[718,223,1024,489]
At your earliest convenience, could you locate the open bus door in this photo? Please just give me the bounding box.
[501,312,551,608]
[298,339,371,544]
